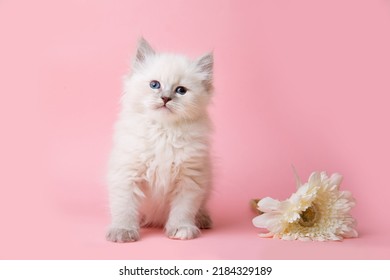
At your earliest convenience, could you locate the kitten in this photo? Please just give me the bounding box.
[106,38,214,242]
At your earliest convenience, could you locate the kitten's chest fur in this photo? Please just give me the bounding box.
[135,120,209,226]
[142,122,184,192]
[138,119,208,189]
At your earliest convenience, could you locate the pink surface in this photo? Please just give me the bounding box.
[1,0,390,259]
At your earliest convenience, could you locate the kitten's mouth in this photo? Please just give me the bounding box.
[156,105,172,112]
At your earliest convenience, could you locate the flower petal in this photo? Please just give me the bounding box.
[258,232,274,238]
[258,197,281,212]
[308,171,321,187]
[329,173,343,188]
[252,213,283,233]
[292,165,302,188]
[342,228,359,238]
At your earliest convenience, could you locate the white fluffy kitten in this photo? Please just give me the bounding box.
[106,38,214,242]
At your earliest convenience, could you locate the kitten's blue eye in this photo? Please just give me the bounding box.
[150,80,161,89]
[175,86,187,95]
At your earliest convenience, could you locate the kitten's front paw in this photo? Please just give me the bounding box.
[166,225,200,240]
[106,227,140,243]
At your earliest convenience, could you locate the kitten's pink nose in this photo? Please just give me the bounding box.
[161,96,172,105]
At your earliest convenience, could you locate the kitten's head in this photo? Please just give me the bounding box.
[123,38,213,123]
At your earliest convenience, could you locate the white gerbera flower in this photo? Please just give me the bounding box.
[252,171,358,241]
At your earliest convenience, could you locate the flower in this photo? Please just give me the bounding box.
[252,171,358,241]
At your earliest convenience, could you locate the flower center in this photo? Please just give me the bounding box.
[298,204,319,227]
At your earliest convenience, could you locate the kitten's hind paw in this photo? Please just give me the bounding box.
[106,227,140,242]
[166,225,200,240]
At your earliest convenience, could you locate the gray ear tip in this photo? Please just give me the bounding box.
[205,52,214,59]
[138,36,148,45]
[137,37,152,49]
[199,52,214,64]
[206,50,214,58]
[195,52,214,77]
[133,37,155,69]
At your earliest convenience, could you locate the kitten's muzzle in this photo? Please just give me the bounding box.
[161,96,172,105]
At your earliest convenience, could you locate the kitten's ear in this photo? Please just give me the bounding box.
[195,52,213,89]
[133,37,155,70]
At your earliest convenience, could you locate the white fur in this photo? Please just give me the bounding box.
[106,38,213,242]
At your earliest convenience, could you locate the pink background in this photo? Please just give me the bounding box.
[1,0,389,259]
